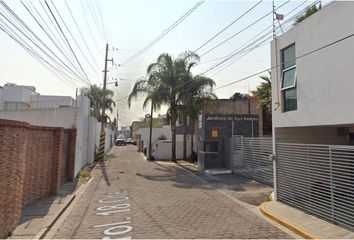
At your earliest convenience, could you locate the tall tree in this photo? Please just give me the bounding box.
[128,74,165,160]
[129,51,202,161]
[81,84,116,119]
[252,72,272,134]
[179,73,216,160]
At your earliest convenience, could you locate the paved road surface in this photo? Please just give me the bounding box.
[50,145,291,239]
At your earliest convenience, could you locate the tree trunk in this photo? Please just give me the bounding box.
[182,112,187,160]
[190,120,195,161]
[171,109,177,162]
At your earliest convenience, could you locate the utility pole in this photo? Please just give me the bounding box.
[148,101,153,161]
[98,43,113,162]
[101,43,113,131]
[272,0,276,39]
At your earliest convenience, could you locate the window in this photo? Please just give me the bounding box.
[281,44,297,112]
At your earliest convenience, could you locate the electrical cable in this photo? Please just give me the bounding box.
[64,0,101,72]
[51,1,100,79]
[18,1,89,84]
[194,0,263,53]
[199,0,290,57]
[0,5,88,85]
[121,1,205,66]
[214,32,354,92]
[45,0,91,84]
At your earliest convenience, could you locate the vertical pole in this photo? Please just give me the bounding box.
[98,44,109,161]
[272,0,278,200]
[148,101,153,160]
[101,43,109,132]
[75,88,78,107]
[272,0,276,39]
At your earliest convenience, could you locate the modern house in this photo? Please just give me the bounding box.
[0,83,75,110]
[271,2,354,231]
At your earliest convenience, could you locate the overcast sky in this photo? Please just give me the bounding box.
[0,0,321,127]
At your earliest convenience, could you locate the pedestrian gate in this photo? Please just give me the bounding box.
[276,143,354,231]
[231,136,273,186]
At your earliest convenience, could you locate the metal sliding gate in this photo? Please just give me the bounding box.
[276,143,354,231]
[231,136,273,186]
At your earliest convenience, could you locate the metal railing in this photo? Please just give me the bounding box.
[231,136,273,186]
[276,143,354,231]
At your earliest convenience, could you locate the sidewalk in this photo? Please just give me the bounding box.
[177,160,273,206]
[260,201,354,239]
[9,180,89,239]
[178,160,354,239]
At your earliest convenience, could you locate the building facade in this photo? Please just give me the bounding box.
[271,2,354,231]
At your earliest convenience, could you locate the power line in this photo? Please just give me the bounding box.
[51,1,100,79]
[0,3,88,85]
[0,20,78,89]
[194,0,263,53]
[157,1,321,97]
[44,0,91,84]
[121,1,205,66]
[92,0,110,43]
[64,0,101,72]
[200,1,316,77]
[80,0,104,59]
[214,32,354,92]
[200,1,290,57]
[19,1,89,84]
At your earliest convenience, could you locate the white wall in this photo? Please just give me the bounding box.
[0,107,77,128]
[151,141,192,160]
[88,117,98,164]
[0,88,4,110]
[271,2,354,128]
[140,126,172,147]
[75,96,90,175]
[96,122,114,155]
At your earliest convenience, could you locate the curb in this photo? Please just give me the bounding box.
[259,202,319,239]
[35,177,94,239]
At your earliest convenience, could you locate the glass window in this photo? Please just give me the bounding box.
[282,68,296,89]
[281,44,297,112]
[282,44,296,69]
[283,88,297,111]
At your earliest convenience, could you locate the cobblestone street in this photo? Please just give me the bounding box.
[50,145,291,239]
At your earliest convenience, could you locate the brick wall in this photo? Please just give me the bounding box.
[0,119,76,238]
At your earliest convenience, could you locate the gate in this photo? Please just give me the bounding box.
[276,143,354,231]
[231,136,273,186]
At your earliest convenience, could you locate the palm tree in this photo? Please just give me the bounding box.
[129,51,200,161]
[80,84,116,119]
[179,74,216,160]
[252,72,272,134]
[186,84,217,161]
[128,74,165,160]
[253,72,271,113]
[295,3,321,24]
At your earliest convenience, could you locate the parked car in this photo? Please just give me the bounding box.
[115,138,126,146]
[126,138,133,144]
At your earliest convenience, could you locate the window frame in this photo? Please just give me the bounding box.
[280,43,297,112]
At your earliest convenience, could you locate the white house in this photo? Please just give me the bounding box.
[0,83,75,110]
[271,2,354,231]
